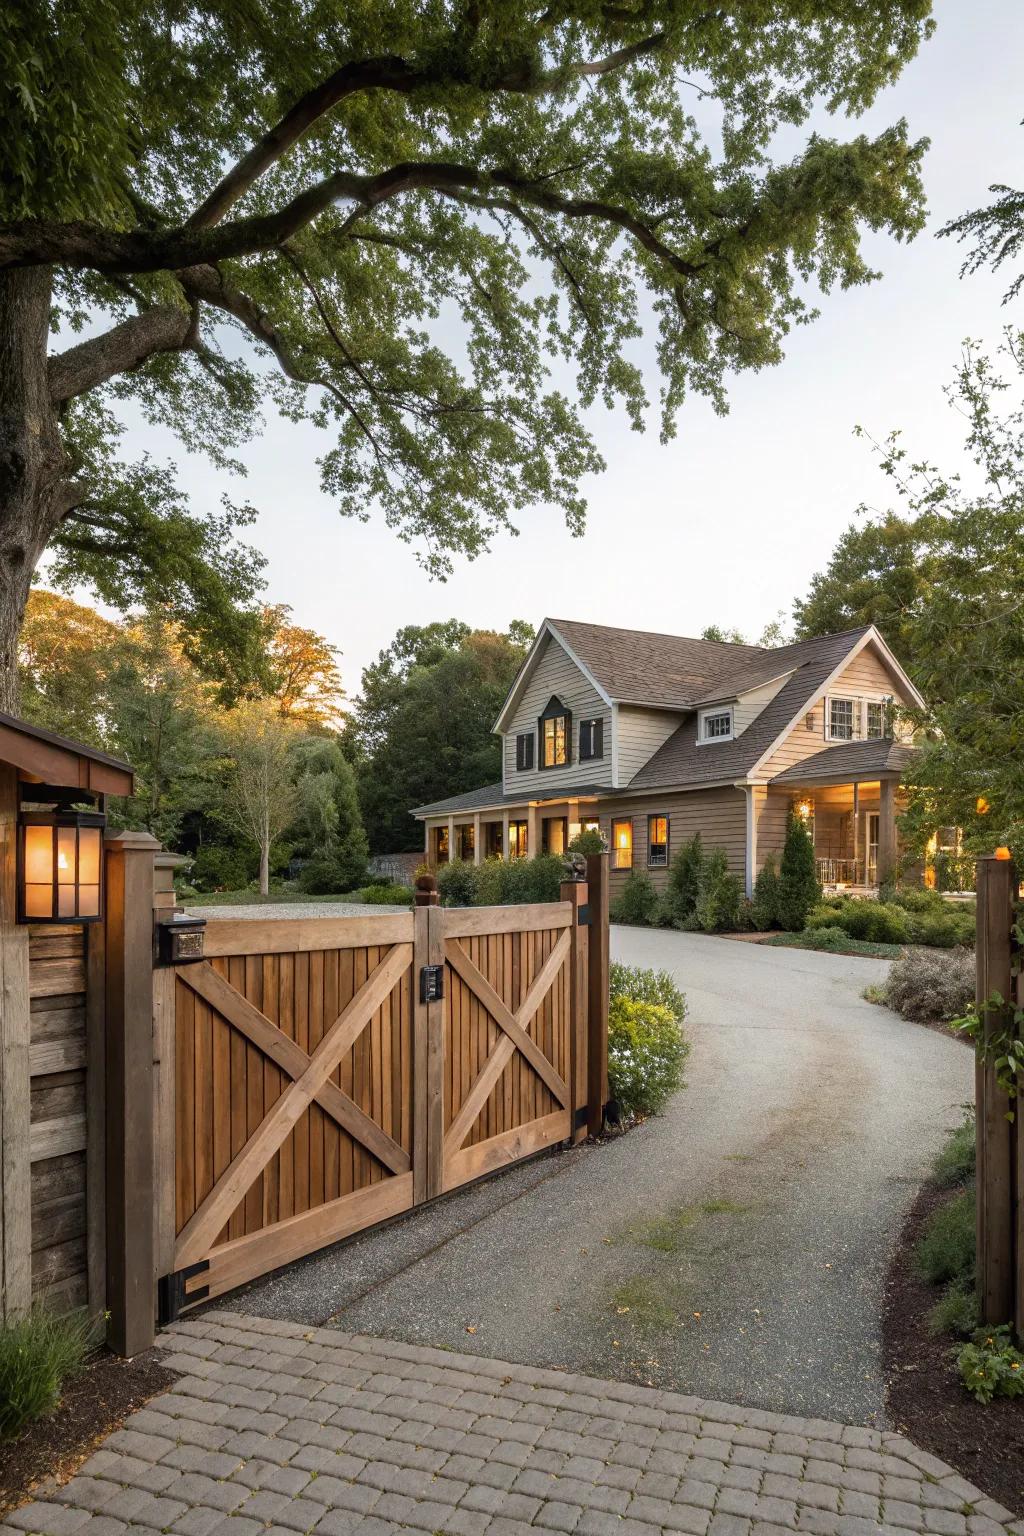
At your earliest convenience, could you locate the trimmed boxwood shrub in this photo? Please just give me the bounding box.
[436,858,479,907]
[361,883,414,905]
[435,853,567,907]
[610,962,686,1021]
[751,855,780,931]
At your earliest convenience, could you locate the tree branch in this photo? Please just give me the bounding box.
[47,297,194,403]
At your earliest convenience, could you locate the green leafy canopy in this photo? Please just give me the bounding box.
[3,1,933,630]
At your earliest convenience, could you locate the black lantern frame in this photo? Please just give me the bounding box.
[17,797,107,925]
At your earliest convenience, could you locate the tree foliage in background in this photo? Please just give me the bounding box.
[794,331,1024,858]
[0,2,933,708]
[346,620,533,851]
[291,735,369,893]
[939,115,1024,304]
[217,699,300,895]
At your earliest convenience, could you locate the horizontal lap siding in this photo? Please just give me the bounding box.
[615,707,682,786]
[760,645,912,779]
[599,787,747,893]
[28,928,89,1312]
[502,635,612,794]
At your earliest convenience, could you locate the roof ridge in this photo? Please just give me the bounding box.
[547,617,766,654]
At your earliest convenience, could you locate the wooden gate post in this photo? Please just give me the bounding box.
[104,830,161,1356]
[561,877,589,1144]
[0,763,31,1321]
[413,885,444,1202]
[585,851,610,1137]
[975,854,1017,1327]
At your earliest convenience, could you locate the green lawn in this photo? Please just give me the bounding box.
[183,887,367,907]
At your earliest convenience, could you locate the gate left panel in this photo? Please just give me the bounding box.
[165,915,415,1307]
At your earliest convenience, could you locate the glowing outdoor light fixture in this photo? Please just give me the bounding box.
[18,802,106,924]
[994,846,1012,862]
[976,796,990,815]
[796,800,813,821]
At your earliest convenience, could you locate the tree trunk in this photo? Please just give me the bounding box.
[0,267,67,715]
[259,835,270,897]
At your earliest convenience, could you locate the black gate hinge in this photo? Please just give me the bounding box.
[157,1259,210,1326]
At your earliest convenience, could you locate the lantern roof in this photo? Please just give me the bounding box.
[0,711,134,797]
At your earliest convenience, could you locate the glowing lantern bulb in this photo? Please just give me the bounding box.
[994,846,1012,861]
[977,796,990,815]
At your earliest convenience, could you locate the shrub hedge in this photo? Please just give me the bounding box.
[607,963,689,1118]
[435,855,566,907]
[883,947,976,1023]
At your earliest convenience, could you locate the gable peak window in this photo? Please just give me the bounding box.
[538,695,571,769]
[699,706,733,742]
[579,716,604,762]
[515,731,534,771]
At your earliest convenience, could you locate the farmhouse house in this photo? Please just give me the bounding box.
[412,619,925,897]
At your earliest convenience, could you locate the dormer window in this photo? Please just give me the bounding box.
[698,706,733,742]
[538,696,571,769]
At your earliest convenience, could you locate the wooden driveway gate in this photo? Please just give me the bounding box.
[155,887,597,1314]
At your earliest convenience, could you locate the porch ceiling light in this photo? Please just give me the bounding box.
[18,802,106,924]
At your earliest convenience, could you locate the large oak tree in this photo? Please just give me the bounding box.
[1,2,934,710]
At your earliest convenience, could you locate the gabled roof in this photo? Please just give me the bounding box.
[627,627,875,790]
[770,739,919,785]
[0,711,134,797]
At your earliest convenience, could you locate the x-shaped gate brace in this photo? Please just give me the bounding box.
[173,943,412,1271]
[442,928,571,1159]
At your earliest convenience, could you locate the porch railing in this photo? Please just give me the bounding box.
[816,857,870,887]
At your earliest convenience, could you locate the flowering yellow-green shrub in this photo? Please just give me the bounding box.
[608,995,690,1117]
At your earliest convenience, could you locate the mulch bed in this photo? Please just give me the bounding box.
[883,1181,1024,1517]
[0,1348,177,1516]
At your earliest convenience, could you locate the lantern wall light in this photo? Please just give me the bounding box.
[17,793,106,924]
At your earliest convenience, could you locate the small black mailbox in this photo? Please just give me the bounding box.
[156,913,207,966]
[419,963,444,1004]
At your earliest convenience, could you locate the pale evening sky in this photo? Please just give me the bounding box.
[95,1,1024,693]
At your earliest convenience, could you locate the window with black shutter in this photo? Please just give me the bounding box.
[515,732,535,771]
[579,717,604,761]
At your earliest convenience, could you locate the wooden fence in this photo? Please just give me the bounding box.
[150,865,607,1324]
[974,855,1023,1337]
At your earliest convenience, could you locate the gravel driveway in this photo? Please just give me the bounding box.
[213,929,972,1427]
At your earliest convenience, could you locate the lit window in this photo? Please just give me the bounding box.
[582,818,600,834]
[702,710,732,741]
[612,819,633,869]
[508,820,528,859]
[648,815,669,867]
[865,701,885,740]
[829,698,855,740]
[579,717,604,761]
[515,732,534,771]
[538,696,571,768]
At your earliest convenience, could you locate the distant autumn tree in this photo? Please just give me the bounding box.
[264,604,344,726]
[0,3,933,710]
[18,589,119,743]
[218,699,300,894]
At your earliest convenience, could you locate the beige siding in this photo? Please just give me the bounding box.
[598,786,747,895]
[615,705,683,786]
[732,674,791,736]
[758,641,915,778]
[502,634,611,794]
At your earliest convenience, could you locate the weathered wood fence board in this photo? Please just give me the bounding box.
[159,870,607,1312]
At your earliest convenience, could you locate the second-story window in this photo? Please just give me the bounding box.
[579,717,604,761]
[515,732,534,771]
[828,697,855,740]
[701,709,733,741]
[538,696,571,769]
[866,700,885,739]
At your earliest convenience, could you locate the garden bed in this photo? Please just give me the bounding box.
[883,1183,1024,1517]
[0,1348,176,1517]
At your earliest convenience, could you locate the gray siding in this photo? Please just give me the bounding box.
[502,634,612,795]
[615,706,683,786]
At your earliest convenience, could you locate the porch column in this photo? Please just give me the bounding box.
[878,778,897,886]
[424,821,430,860]
[501,810,510,862]
[743,786,756,898]
[527,803,539,861]
[472,812,482,865]
[567,798,580,843]
[447,813,455,862]
[0,764,31,1321]
[852,781,860,882]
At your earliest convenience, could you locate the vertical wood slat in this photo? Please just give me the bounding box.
[152,965,175,1284]
[0,763,31,1320]
[975,855,1017,1328]
[585,851,610,1136]
[85,921,106,1318]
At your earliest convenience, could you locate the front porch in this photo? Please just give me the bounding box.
[424,792,602,866]
[766,741,912,894]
